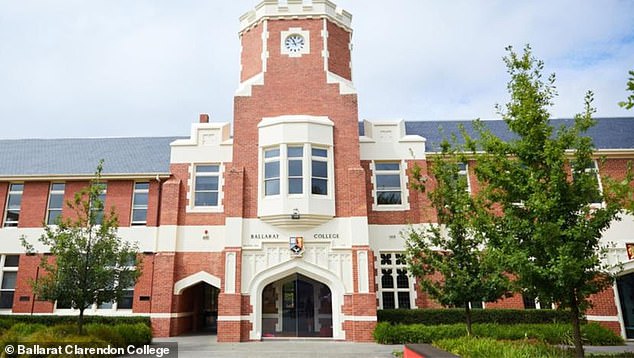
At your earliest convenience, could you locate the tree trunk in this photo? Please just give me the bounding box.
[78,308,85,335]
[570,295,584,358]
[465,302,473,336]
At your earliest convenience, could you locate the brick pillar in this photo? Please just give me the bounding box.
[150,252,176,337]
[12,254,54,314]
[343,246,377,342]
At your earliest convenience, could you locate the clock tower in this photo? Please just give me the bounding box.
[219,0,376,342]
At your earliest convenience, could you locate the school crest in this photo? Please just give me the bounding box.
[289,236,304,256]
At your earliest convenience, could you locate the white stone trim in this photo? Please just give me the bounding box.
[326,71,356,95]
[217,315,251,322]
[357,250,369,293]
[225,252,237,294]
[239,0,352,34]
[173,271,222,295]
[235,73,265,97]
[150,312,194,319]
[342,315,377,322]
[247,259,346,340]
[586,315,620,322]
[262,20,269,73]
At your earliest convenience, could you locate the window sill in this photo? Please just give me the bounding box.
[372,204,410,212]
[186,206,224,214]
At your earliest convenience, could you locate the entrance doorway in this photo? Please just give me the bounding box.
[185,282,220,334]
[262,273,332,338]
[618,273,634,338]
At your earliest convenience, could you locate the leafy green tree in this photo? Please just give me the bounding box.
[619,70,634,109]
[406,143,511,336]
[471,45,633,357]
[22,161,141,334]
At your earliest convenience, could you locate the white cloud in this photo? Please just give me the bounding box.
[0,0,632,138]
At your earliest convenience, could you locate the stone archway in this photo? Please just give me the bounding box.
[248,260,346,340]
[173,271,222,335]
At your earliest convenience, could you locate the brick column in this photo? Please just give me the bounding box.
[150,252,176,337]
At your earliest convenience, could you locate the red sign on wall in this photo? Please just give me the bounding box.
[627,243,634,260]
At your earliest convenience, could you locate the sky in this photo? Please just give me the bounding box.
[0,0,633,139]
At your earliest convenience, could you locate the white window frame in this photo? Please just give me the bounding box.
[458,162,471,193]
[0,255,19,311]
[3,183,23,228]
[586,160,604,207]
[46,182,65,225]
[264,148,281,197]
[371,161,409,211]
[131,182,149,226]
[287,145,304,196]
[188,163,224,213]
[377,252,415,309]
[310,146,329,196]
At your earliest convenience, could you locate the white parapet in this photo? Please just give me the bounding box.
[240,0,352,34]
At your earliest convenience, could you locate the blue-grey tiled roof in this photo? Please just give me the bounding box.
[0,137,183,177]
[360,117,634,152]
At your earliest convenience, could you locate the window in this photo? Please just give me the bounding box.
[46,183,65,225]
[95,256,136,311]
[457,162,471,192]
[523,293,552,310]
[311,148,328,195]
[194,165,220,206]
[91,183,107,225]
[378,253,412,309]
[3,184,23,227]
[580,160,603,204]
[264,148,281,196]
[288,146,303,194]
[0,255,19,309]
[374,162,403,205]
[131,182,149,225]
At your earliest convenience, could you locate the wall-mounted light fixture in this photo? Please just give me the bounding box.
[291,209,300,220]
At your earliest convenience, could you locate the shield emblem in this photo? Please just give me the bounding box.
[290,236,304,255]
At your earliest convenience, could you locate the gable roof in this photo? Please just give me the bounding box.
[0,137,182,177]
[360,117,634,152]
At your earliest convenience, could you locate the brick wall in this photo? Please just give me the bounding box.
[240,23,263,82]
[19,182,49,228]
[169,163,226,226]
[0,182,7,226]
[104,180,133,227]
[12,254,54,313]
[327,21,351,80]
[363,159,437,225]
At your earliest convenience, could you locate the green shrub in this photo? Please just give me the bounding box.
[115,323,152,347]
[374,322,623,346]
[378,308,572,325]
[434,337,570,358]
[0,315,150,327]
[85,323,126,348]
[7,322,47,336]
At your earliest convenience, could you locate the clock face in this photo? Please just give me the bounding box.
[284,34,305,53]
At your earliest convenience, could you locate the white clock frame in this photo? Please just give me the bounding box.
[281,27,310,58]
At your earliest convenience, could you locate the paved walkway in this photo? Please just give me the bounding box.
[150,335,401,358]
[141,335,634,358]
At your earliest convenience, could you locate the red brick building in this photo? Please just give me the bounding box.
[1,0,634,342]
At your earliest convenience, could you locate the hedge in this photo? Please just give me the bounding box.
[434,337,569,358]
[0,315,151,330]
[378,308,572,325]
[373,322,624,346]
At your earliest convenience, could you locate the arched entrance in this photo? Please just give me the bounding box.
[173,271,222,335]
[262,273,332,338]
[248,260,346,340]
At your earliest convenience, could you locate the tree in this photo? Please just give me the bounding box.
[405,140,511,336]
[619,70,634,109]
[22,161,141,334]
[471,45,633,357]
